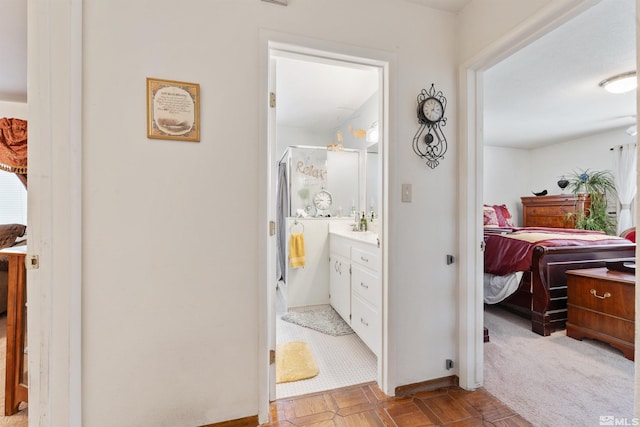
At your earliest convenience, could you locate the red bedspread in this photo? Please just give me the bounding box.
[484,227,630,275]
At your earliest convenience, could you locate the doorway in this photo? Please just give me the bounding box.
[458,0,635,397]
[265,42,388,402]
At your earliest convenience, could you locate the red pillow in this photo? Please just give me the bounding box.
[492,204,514,227]
[621,228,636,243]
[483,205,499,227]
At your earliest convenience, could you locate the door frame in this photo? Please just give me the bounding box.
[258,30,392,422]
[457,0,603,390]
[27,0,84,425]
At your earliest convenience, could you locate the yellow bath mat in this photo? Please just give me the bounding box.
[276,341,319,384]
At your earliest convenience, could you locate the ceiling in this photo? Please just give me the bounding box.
[484,0,637,148]
[1,0,636,149]
[275,55,379,134]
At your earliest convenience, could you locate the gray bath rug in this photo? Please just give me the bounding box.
[281,306,354,336]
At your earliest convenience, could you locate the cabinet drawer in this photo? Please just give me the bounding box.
[351,294,379,356]
[525,216,572,228]
[567,276,634,320]
[352,264,380,307]
[567,306,634,343]
[330,235,351,258]
[525,205,575,216]
[352,246,379,271]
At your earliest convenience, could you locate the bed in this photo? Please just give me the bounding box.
[483,204,635,336]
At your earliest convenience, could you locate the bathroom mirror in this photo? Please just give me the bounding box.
[365,143,379,218]
[274,53,381,218]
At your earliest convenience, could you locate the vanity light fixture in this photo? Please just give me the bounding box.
[366,122,379,143]
[626,124,637,137]
[599,71,637,94]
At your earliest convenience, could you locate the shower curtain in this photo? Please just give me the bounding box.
[276,160,289,283]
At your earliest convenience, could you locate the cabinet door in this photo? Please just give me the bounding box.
[329,253,351,323]
[351,293,380,356]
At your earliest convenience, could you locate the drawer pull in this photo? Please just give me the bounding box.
[360,317,369,326]
[590,289,612,300]
[360,256,369,262]
[360,282,368,289]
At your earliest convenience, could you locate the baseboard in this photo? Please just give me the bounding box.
[395,375,459,397]
[199,415,259,427]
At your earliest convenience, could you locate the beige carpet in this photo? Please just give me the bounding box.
[276,341,319,384]
[484,305,634,427]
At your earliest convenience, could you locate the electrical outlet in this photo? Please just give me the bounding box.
[446,359,454,370]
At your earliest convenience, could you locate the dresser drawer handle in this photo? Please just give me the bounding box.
[590,289,612,300]
[360,256,369,263]
[360,282,368,289]
[360,317,369,326]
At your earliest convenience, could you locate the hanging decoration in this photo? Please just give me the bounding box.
[412,84,448,169]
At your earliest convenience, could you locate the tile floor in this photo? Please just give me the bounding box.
[276,287,377,399]
[263,381,532,426]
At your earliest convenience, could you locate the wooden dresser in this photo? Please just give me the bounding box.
[521,194,590,228]
[566,267,635,360]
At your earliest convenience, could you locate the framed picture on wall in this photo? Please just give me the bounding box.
[146,77,200,142]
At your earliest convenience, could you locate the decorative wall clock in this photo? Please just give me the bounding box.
[412,84,448,169]
[313,187,333,217]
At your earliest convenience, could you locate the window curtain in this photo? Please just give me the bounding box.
[613,143,637,235]
[0,118,27,189]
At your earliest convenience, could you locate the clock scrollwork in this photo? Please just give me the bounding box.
[412,83,448,169]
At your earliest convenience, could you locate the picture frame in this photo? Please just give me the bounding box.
[146,77,200,142]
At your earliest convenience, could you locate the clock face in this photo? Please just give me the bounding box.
[313,190,332,211]
[421,97,444,123]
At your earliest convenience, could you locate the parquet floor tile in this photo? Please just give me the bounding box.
[261,382,532,427]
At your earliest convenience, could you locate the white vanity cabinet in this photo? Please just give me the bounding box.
[350,244,380,356]
[329,232,381,356]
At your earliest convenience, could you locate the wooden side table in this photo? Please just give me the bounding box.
[566,267,635,360]
[1,246,28,415]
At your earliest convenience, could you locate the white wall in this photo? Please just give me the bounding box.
[528,128,632,193]
[458,0,554,62]
[484,127,636,225]
[22,0,571,425]
[484,146,530,225]
[276,126,328,159]
[81,1,459,426]
[0,101,27,119]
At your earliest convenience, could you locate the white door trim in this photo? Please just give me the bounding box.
[27,0,83,425]
[258,30,392,423]
[457,0,601,390]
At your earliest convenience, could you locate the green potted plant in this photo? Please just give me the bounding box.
[566,169,617,235]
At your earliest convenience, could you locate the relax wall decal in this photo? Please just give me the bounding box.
[295,160,326,180]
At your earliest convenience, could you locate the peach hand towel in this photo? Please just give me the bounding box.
[289,233,306,268]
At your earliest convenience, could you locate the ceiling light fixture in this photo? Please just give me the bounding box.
[599,71,637,94]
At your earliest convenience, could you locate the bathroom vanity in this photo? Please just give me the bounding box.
[329,224,380,356]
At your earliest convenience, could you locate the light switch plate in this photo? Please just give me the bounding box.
[401,184,412,202]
